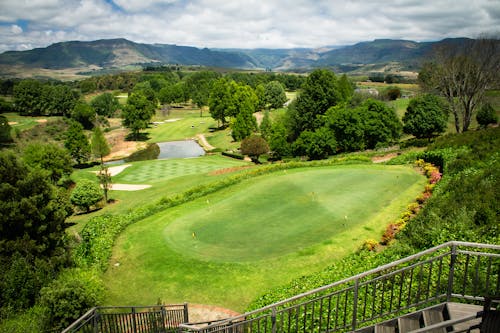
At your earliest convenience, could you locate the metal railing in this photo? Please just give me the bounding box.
[62,303,188,333]
[178,241,500,333]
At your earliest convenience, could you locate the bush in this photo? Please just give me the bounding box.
[476,103,498,128]
[40,269,103,332]
[240,135,269,164]
[70,179,103,213]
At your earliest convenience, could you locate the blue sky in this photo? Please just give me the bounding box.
[0,0,499,53]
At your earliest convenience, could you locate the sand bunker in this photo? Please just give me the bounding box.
[92,164,151,191]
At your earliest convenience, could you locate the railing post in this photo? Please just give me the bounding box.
[271,307,277,333]
[352,278,360,331]
[132,307,137,333]
[183,303,189,324]
[447,243,457,302]
[93,308,99,333]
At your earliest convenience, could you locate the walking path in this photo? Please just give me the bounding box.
[196,134,215,151]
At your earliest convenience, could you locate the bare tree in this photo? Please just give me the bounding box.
[419,37,500,132]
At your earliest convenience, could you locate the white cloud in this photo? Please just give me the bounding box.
[0,0,498,53]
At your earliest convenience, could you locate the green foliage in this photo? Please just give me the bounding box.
[13,80,79,117]
[240,135,269,163]
[403,94,447,138]
[158,82,187,104]
[71,101,95,130]
[70,179,104,213]
[359,99,402,149]
[259,110,272,140]
[64,120,90,166]
[476,103,498,128]
[0,115,13,143]
[90,92,120,117]
[264,81,287,109]
[40,269,103,333]
[90,126,110,162]
[292,69,342,136]
[23,142,73,183]
[326,105,365,152]
[292,127,337,160]
[383,86,402,100]
[122,91,155,139]
[0,151,70,314]
[0,305,46,333]
[268,121,291,159]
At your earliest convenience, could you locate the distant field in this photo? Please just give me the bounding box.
[103,164,426,310]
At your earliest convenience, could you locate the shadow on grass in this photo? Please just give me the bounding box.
[125,132,150,141]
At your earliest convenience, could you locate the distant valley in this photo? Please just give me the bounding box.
[0,37,472,79]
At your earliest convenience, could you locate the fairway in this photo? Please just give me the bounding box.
[104,164,426,310]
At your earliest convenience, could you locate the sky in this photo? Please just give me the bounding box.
[0,0,499,53]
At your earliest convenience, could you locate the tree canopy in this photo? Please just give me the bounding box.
[23,142,74,183]
[91,92,120,118]
[65,120,91,166]
[122,91,156,139]
[70,179,104,213]
[403,94,448,138]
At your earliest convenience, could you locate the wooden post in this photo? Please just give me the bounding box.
[183,303,189,324]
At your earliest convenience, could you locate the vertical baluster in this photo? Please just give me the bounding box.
[474,256,481,296]
[370,280,377,320]
[436,257,444,298]
[462,254,471,296]
[426,260,434,301]
[362,283,368,320]
[397,270,405,311]
[379,277,385,316]
[389,273,395,314]
[326,295,332,331]
[318,296,323,333]
[407,267,414,306]
[485,256,492,295]
[334,293,340,329]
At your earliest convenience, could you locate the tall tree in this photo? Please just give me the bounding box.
[0,115,13,143]
[122,92,155,140]
[64,121,91,166]
[13,79,43,116]
[91,92,120,118]
[208,78,234,127]
[358,99,402,149]
[91,127,111,203]
[71,101,95,130]
[230,83,258,141]
[419,38,500,132]
[264,81,287,109]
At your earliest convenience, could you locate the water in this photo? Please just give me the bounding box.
[157,140,205,159]
[105,140,205,165]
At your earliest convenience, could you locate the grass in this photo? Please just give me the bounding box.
[102,164,426,311]
[3,112,52,132]
[68,155,251,229]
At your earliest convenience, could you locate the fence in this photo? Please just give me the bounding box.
[178,241,500,333]
[62,303,188,333]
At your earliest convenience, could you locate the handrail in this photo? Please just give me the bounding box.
[179,241,500,332]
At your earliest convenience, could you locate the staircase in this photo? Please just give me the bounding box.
[353,302,484,333]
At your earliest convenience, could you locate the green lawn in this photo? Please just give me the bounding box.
[103,164,426,311]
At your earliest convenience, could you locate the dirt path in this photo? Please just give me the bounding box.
[196,134,215,151]
[371,153,398,163]
[187,304,241,323]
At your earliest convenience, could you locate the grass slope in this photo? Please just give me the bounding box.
[103,164,425,311]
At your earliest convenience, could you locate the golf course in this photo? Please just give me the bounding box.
[102,163,426,311]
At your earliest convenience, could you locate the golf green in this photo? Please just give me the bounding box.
[163,165,420,262]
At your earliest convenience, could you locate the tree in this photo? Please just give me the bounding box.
[264,81,287,109]
[13,79,43,116]
[403,94,448,138]
[384,86,402,101]
[292,69,343,137]
[71,101,95,130]
[268,121,291,159]
[0,115,13,143]
[208,78,234,127]
[476,103,498,128]
[230,83,258,141]
[0,151,71,311]
[70,179,103,213]
[292,127,337,160]
[91,127,111,203]
[240,135,269,164]
[91,92,120,117]
[122,92,155,140]
[326,105,365,152]
[419,38,500,132]
[359,99,402,149]
[184,71,220,116]
[23,142,74,183]
[337,74,355,102]
[0,150,71,258]
[65,121,91,165]
[259,110,272,140]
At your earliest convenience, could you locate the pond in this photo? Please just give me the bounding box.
[106,140,205,164]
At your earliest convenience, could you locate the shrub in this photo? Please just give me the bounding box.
[476,103,498,128]
[70,179,103,213]
[40,269,103,332]
[240,135,269,164]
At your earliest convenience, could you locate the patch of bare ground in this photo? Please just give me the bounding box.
[371,153,398,163]
[188,304,240,324]
[208,165,253,176]
[103,128,147,161]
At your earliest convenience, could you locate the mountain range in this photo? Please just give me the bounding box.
[0,37,472,77]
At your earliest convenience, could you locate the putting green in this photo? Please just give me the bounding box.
[163,165,421,262]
